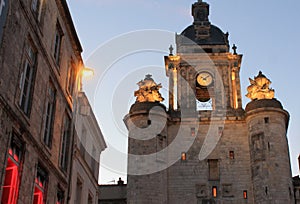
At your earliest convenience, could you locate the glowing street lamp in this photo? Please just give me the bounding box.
[79,67,94,91]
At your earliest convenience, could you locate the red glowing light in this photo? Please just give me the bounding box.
[1,157,20,204]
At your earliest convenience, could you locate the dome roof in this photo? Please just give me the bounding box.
[245,99,283,112]
[129,102,166,114]
[180,24,228,45]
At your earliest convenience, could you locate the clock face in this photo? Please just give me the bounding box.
[197,72,213,87]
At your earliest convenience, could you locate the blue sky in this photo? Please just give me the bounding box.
[67,0,300,184]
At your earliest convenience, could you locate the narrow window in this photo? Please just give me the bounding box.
[243,190,248,199]
[31,0,43,21]
[218,127,223,137]
[57,188,64,204]
[60,113,71,171]
[147,120,151,126]
[79,125,86,158]
[212,186,217,198]
[43,83,56,147]
[75,178,82,204]
[229,151,234,159]
[87,194,93,204]
[53,23,63,66]
[1,135,23,204]
[33,165,48,204]
[91,146,96,174]
[264,117,269,124]
[191,127,195,137]
[181,152,187,161]
[208,159,219,180]
[67,63,76,96]
[265,186,268,195]
[19,42,36,116]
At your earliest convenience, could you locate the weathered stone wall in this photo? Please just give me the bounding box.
[246,102,294,204]
[0,0,83,203]
[167,117,252,204]
[125,103,168,204]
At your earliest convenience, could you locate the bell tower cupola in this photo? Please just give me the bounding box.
[192,0,211,40]
[177,1,230,54]
[166,1,242,113]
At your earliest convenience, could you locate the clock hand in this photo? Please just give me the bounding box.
[203,75,210,80]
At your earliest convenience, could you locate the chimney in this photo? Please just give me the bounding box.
[118,177,124,185]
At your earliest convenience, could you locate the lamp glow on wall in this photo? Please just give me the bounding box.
[79,67,94,91]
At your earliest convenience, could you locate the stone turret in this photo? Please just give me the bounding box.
[124,75,168,204]
[245,72,294,203]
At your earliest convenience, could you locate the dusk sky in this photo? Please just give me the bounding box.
[66,0,300,184]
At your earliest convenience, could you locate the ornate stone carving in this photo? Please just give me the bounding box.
[246,71,275,101]
[195,184,207,198]
[134,74,164,103]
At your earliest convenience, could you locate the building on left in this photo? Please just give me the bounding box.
[0,1,106,203]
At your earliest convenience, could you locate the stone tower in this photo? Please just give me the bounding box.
[124,75,168,204]
[245,73,294,203]
[125,1,294,203]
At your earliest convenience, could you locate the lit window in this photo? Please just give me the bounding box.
[181,152,187,161]
[56,188,64,204]
[43,83,56,147]
[60,113,71,171]
[33,165,48,204]
[53,23,63,66]
[229,151,234,159]
[1,137,23,204]
[31,0,43,21]
[19,42,36,116]
[212,186,217,198]
[243,190,247,199]
[191,127,195,137]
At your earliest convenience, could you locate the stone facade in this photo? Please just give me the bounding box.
[294,175,300,204]
[293,156,300,204]
[99,178,127,204]
[69,92,107,204]
[125,1,294,204]
[0,0,92,203]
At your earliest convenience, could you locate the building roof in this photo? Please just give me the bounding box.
[61,0,83,53]
[245,98,283,112]
[181,24,228,46]
[177,1,229,52]
[293,175,300,186]
[99,184,127,200]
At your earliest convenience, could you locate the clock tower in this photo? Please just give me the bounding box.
[165,0,242,113]
[125,1,295,203]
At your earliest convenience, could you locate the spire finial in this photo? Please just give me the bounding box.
[232,44,237,55]
[145,74,152,79]
[169,45,174,56]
